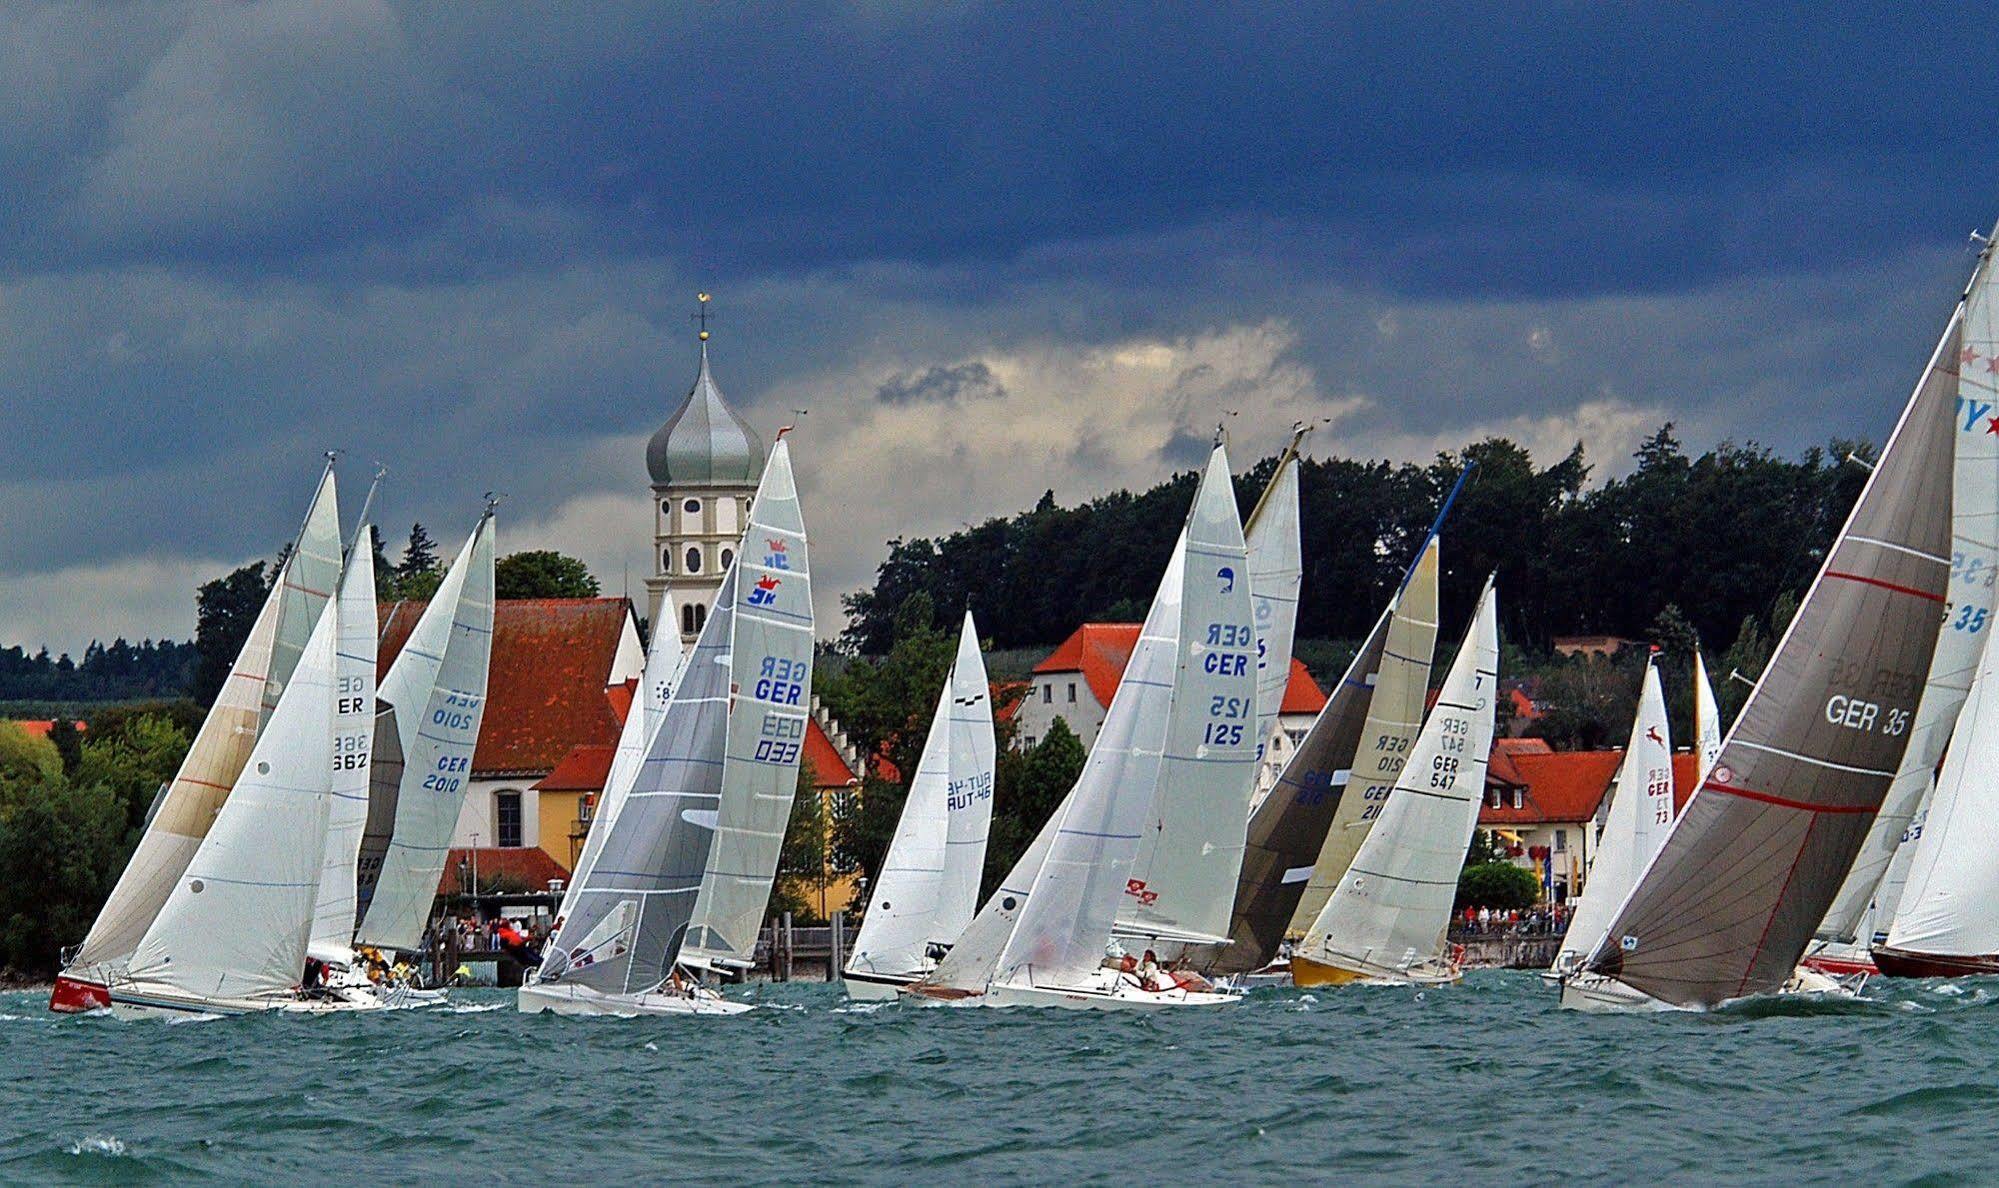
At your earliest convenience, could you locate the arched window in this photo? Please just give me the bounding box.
[720,547,734,571]
[685,547,702,574]
[660,499,671,517]
[694,603,707,632]
[682,602,698,636]
[661,548,672,574]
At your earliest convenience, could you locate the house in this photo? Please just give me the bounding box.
[1478,739,1700,902]
[376,596,645,872]
[1551,635,1642,659]
[1016,622,1327,795]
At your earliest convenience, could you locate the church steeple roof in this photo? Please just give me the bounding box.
[646,336,765,487]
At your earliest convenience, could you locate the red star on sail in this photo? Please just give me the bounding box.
[1986,416,1999,436]
[1986,355,1999,374]
[1964,346,1982,365]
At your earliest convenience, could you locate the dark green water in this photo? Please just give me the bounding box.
[3,971,1992,1184]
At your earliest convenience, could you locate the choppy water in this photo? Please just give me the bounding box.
[2,972,1993,1184]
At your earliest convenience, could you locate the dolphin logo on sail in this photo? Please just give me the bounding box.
[1217,566,1235,594]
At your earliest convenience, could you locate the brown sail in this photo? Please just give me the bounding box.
[1586,314,1959,1006]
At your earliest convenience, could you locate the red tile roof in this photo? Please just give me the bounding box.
[378,597,634,779]
[436,846,573,891]
[805,717,859,788]
[533,744,617,793]
[1035,623,1323,714]
[1479,747,1705,826]
[9,720,83,738]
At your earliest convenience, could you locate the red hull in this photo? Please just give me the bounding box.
[1800,953,1877,977]
[1871,947,1999,979]
[49,974,111,1013]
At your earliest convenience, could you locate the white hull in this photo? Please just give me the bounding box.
[517,979,752,1017]
[982,970,1242,1011]
[109,986,386,1020]
[842,968,919,1001]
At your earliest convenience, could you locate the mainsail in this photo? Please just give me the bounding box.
[67,466,342,975]
[1818,252,1999,947]
[1585,311,1957,1007]
[354,511,497,951]
[1244,440,1303,811]
[993,445,1256,988]
[538,567,741,994]
[682,439,815,968]
[1294,579,1498,981]
[1555,655,1671,970]
[306,531,378,965]
[1286,539,1442,934]
[847,612,998,979]
[122,571,342,1004]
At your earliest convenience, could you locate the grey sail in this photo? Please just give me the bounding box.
[1586,316,1958,1007]
[538,566,740,995]
[351,706,404,925]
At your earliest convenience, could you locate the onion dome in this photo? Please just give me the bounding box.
[646,339,765,486]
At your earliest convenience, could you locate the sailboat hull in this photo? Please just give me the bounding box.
[516,979,753,1017]
[1870,946,1999,979]
[49,974,111,1014]
[842,968,920,1001]
[1290,953,1461,988]
[108,986,387,1020]
[1800,945,1879,978]
[983,978,1240,1011]
[1558,965,1856,1012]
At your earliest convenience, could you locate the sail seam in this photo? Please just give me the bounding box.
[1706,780,1880,814]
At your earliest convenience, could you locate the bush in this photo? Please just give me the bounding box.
[0,779,129,976]
[1456,861,1541,911]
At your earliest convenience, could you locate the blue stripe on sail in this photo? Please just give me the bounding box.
[403,647,444,663]
[336,651,374,663]
[642,755,725,767]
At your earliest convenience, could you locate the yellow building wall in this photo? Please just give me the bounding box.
[538,789,590,874]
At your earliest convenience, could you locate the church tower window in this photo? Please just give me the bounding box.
[682,602,698,636]
[720,547,734,571]
[683,497,702,515]
[685,546,703,574]
[661,548,672,574]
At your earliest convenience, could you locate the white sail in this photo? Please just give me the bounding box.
[1286,538,1442,934]
[1245,445,1303,811]
[994,445,1256,987]
[682,439,815,968]
[1555,656,1671,970]
[1295,579,1499,981]
[1819,257,1999,946]
[122,579,342,1004]
[1693,649,1723,784]
[354,511,497,951]
[847,612,998,980]
[914,783,1058,996]
[306,532,378,965]
[68,466,342,975]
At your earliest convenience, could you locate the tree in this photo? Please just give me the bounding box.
[73,712,193,834]
[981,718,1086,897]
[495,551,601,599]
[0,778,128,976]
[0,723,61,816]
[770,762,830,925]
[1456,861,1542,911]
[399,523,440,582]
[192,561,269,705]
[45,718,82,776]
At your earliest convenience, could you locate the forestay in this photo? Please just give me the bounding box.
[1286,539,1442,934]
[539,568,740,995]
[682,440,815,968]
[69,467,342,974]
[355,512,497,951]
[307,534,378,965]
[1296,580,1497,979]
[848,612,998,978]
[123,574,342,1004]
[995,446,1253,987]
[1586,314,1957,1007]
[1555,655,1671,970]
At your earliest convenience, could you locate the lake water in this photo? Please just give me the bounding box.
[2,971,1990,1184]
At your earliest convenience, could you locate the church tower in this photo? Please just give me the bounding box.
[644,297,766,646]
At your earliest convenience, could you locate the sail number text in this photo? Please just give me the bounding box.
[1823,695,1909,736]
[1199,622,1253,747]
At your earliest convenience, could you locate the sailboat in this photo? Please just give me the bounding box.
[522,436,811,1016]
[1546,652,1672,996]
[1570,263,1959,1012]
[908,443,1257,1010]
[1803,233,1999,979]
[51,463,344,1013]
[109,528,377,1017]
[1290,578,1499,988]
[1201,536,1442,978]
[843,612,998,999]
[352,510,498,958]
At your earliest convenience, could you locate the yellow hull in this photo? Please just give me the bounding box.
[1289,955,1370,987]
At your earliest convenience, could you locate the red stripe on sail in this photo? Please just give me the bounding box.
[1824,570,1946,603]
[1704,780,1878,814]
[1738,813,1815,998]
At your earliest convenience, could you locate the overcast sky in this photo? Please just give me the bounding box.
[4,2,1998,653]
